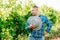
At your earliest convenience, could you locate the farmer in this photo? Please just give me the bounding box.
[25,5,52,40]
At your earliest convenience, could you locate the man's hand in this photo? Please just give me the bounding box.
[28,24,36,29]
[43,31,48,35]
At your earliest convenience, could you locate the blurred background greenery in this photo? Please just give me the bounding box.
[0,0,60,40]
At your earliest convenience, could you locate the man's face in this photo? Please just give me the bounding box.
[31,7,38,15]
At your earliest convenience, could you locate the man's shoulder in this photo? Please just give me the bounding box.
[27,16,33,22]
[39,14,47,18]
[28,16,33,19]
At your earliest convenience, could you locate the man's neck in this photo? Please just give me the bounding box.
[34,13,39,16]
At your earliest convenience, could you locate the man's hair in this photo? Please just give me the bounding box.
[32,5,38,8]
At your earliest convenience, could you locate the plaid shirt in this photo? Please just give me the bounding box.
[25,14,52,38]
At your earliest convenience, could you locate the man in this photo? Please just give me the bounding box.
[25,5,52,40]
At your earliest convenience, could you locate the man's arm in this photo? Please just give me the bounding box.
[43,16,52,35]
[25,22,29,30]
[25,22,36,30]
[45,16,52,33]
